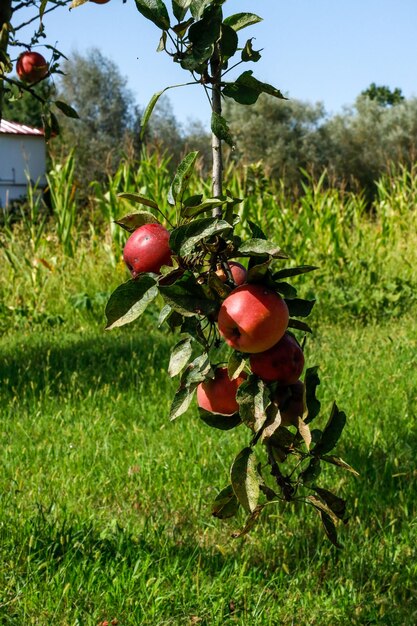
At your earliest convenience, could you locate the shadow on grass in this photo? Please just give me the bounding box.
[1,325,174,400]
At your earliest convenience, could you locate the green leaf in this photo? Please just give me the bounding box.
[105,276,158,330]
[241,38,262,62]
[227,351,247,380]
[182,4,222,70]
[285,298,315,318]
[114,211,159,232]
[273,265,318,280]
[158,304,172,327]
[181,196,230,218]
[140,89,167,140]
[288,319,312,333]
[172,0,192,20]
[181,353,212,386]
[219,23,238,59]
[172,18,194,38]
[135,0,170,30]
[169,217,232,256]
[223,70,286,105]
[231,504,264,538]
[321,455,359,476]
[169,384,197,420]
[160,272,218,317]
[198,408,241,430]
[54,100,79,119]
[168,337,193,377]
[212,485,240,519]
[237,238,287,259]
[274,281,297,298]
[299,458,321,485]
[189,0,214,20]
[318,509,343,549]
[223,12,262,31]
[313,487,347,522]
[313,403,347,456]
[230,447,260,513]
[117,193,159,211]
[304,366,321,424]
[211,111,235,149]
[169,151,199,205]
[236,376,269,433]
[247,220,267,240]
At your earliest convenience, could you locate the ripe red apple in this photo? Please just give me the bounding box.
[197,367,247,415]
[274,380,306,427]
[249,332,304,384]
[16,51,49,84]
[217,283,289,353]
[215,261,247,286]
[123,223,172,278]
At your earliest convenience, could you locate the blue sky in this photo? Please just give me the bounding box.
[36,0,417,129]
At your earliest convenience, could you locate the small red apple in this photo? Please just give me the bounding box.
[16,51,49,84]
[274,380,306,427]
[217,283,289,353]
[197,367,247,415]
[215,261,247,286]
[123,223,172,278]
[249,332,304,384]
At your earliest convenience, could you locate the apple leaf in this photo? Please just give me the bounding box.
[230,447,260,513]
[274,281,298,299]
[236,238,287,259]
[105,276,158,330]
[159,271,218,318]
[140,88,168,140]
[285,298,316,318]
[296,417,312,450]
[169,217,232,256]
[172,0,192,21]
[313,403,347,456]
[189,0,212,19]
[169,384,197,420]
[231,504,264,538]
[168,337,193,377]
[211,112,235,149]
[308,501,343,549]
[236,376,270,433]
[288,319,313,333]
[313,487,348,522]
[223,71,286,105]
[117,193,159,210]
[227,351,247,381]
[114,211,160,232]
[223,12,262,32]
[54,100,79,119]
[198,408,242,430]
[241,38,262,63]
[219,24,239,60]
[321,455,359,477]
[180,353,213,387]
[273,265,318,280]
[212,485,240,519]
[304,366,321,424]
[299,457,321,485]
[168,151,199,205]
[135,0,171,30]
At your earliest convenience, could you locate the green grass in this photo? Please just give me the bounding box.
[1,314,416,625]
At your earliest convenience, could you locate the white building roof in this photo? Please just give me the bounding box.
[0,119,44,136]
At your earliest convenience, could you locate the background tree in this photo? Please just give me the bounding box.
[361,82,404,107]
[56,47,141,182]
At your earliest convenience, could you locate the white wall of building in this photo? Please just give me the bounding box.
[0,135,46,208]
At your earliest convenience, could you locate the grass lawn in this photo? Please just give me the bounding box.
[1,310,416,625]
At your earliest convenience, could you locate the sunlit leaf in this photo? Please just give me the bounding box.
[168,337,193,377]
[230,447,260,513]
[114,211,159,232]
[223,12,262,32]
[135,0,170,30]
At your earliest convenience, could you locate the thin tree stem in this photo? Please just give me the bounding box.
[0,0,13,122]
[210,45,223,217]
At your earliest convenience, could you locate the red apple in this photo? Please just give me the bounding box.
[249,332,304,384]
[217,283,289,353]
[197,367,247,415]
[123,223,172,278]
[215,261,247,286]
[274,380,306,427]
[90,0,111,3]
[16,51,49,84]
